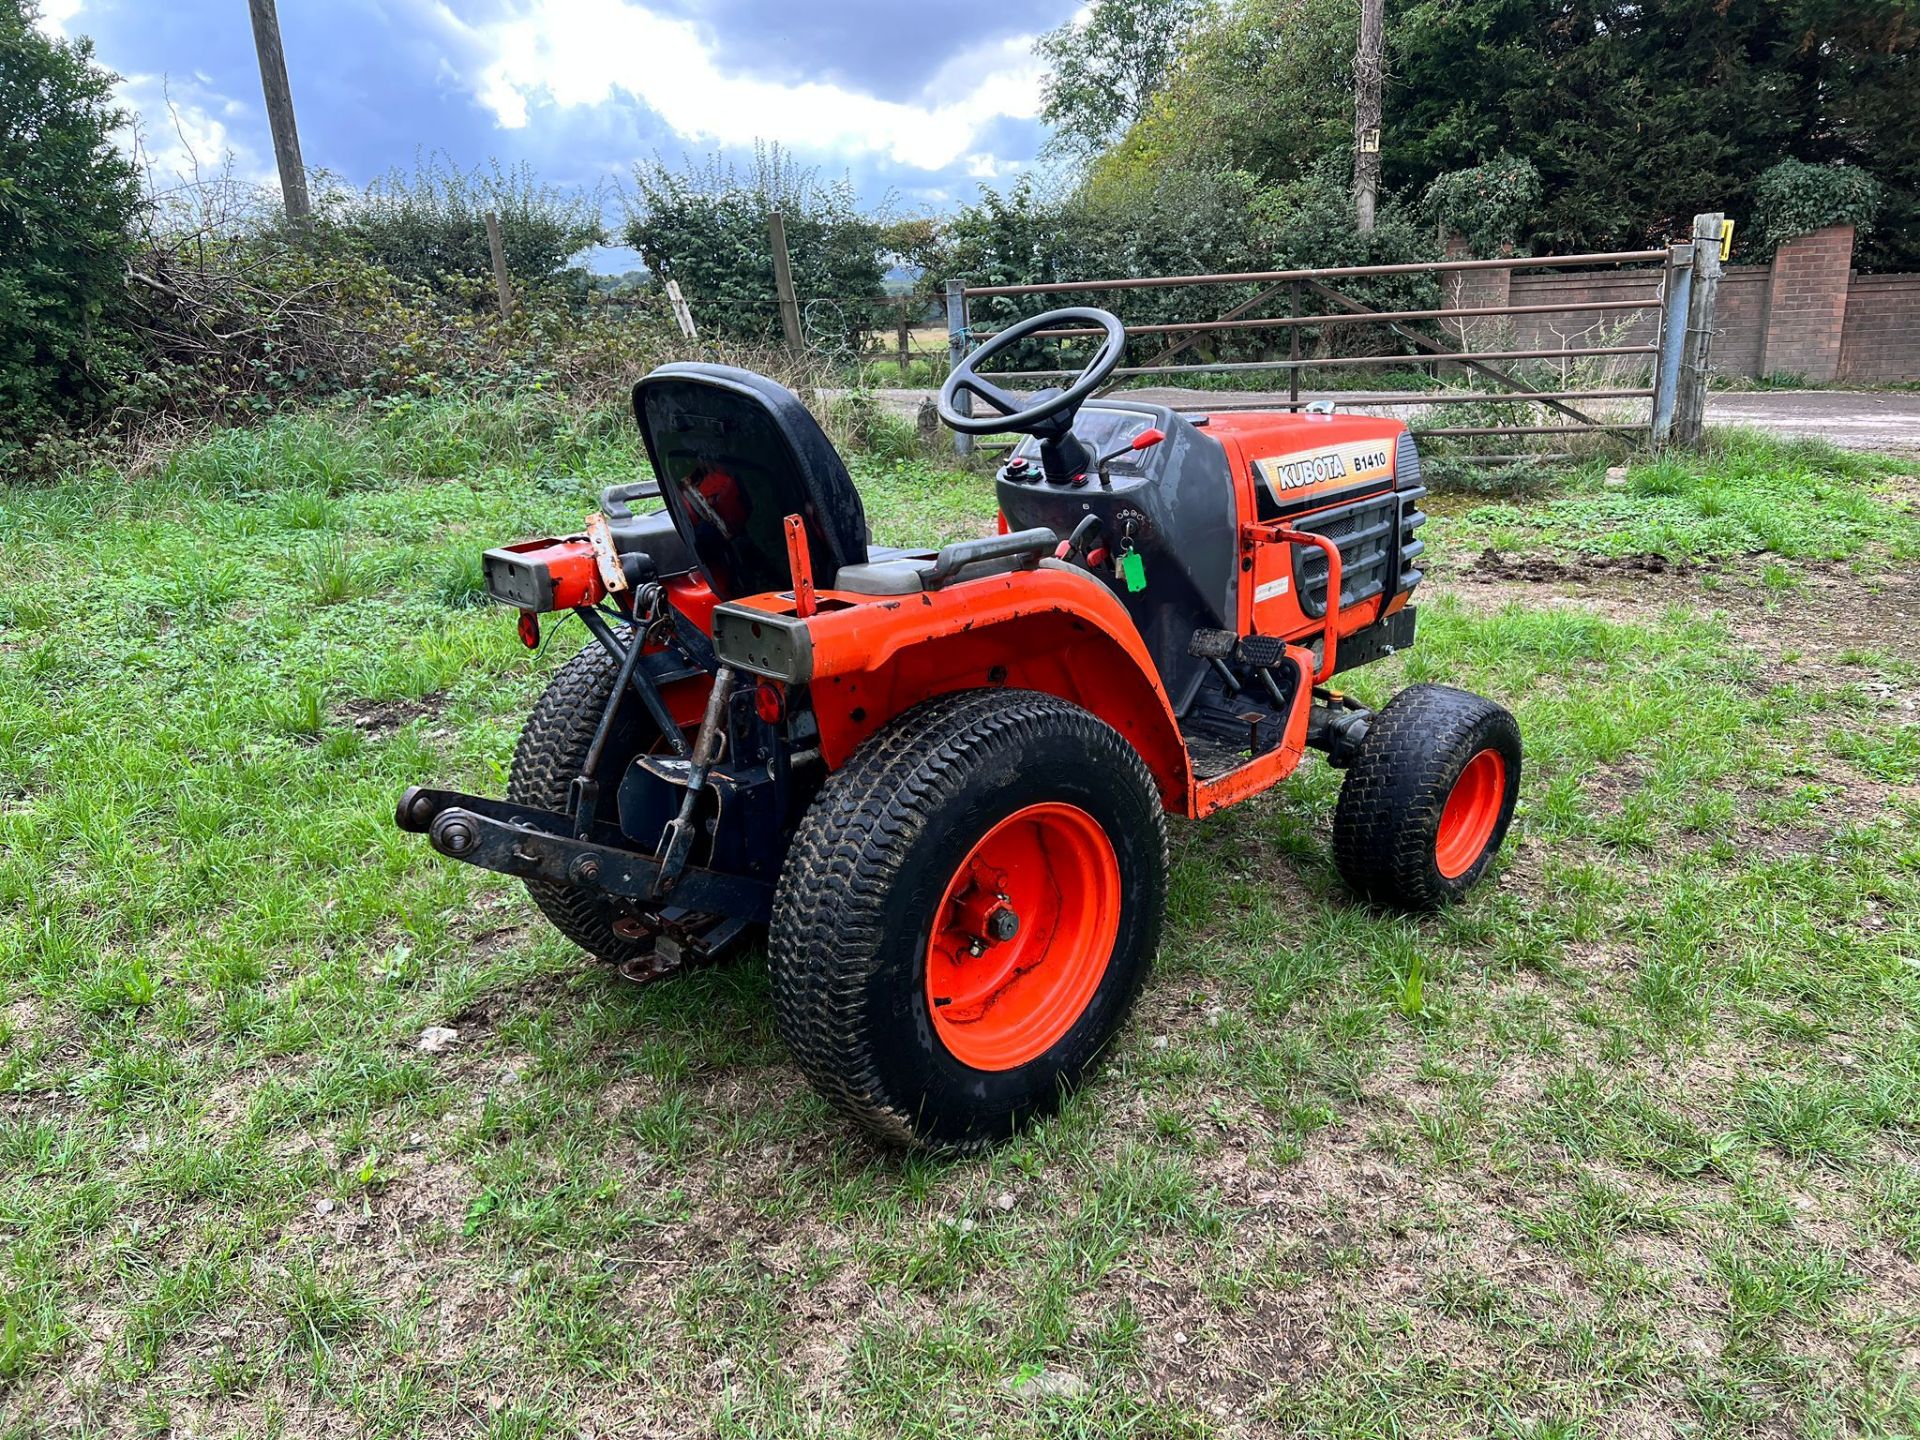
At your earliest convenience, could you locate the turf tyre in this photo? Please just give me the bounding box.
[1331,683,1521,911]
[769,689,1167,1151]
[507,642,657,964]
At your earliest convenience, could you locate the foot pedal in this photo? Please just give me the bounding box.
[1188,628,1236,659]
[1235,634,1285,668]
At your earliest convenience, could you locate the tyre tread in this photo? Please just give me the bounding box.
[769,689,1167,1149]
[1331,683,1520,912]
[507,643,652,963]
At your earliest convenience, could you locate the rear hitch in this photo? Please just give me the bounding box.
[394,786,773,922]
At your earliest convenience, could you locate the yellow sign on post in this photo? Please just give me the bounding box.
[1720,219,1736,261]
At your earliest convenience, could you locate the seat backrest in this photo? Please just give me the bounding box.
[632,363,869,600]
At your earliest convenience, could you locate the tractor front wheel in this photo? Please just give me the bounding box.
[769,690,1168,1151]
[1332,684,1522,911]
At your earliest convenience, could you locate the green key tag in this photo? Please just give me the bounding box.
[1121,551,1147,593]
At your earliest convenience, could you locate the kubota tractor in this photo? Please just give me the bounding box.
[397,307,1521,1149]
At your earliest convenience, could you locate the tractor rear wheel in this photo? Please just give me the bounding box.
[769,690,1167,1151]
[1332,684,1521,911]
[508,641,658,965]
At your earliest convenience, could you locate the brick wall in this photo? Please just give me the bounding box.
[1437,225,1920,382]
[1710,267,1771,376]
[1505,271,1662,351]
[1761,225,1854,381]
[1840,273,1920,381]
[1441,233,1511,350]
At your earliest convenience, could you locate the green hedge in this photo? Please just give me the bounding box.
[1422,156,1543,256]
[0,2,141,456]
[622,150,885,349]
[1752,159,1882,254]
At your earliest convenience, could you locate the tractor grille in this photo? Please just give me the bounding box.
[1294,435,1428,618]
[1293,493,1396,618]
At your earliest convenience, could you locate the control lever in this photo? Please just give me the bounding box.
[1093,427,1165,488]
[1054,514,1108,567]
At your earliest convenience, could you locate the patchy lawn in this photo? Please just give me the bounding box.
[2,412,1917,1438]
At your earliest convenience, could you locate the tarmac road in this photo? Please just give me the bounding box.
[1700,389,1920,454]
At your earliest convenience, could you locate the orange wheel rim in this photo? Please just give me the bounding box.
[1434,748,1507,879]
[924,802,1122,1071]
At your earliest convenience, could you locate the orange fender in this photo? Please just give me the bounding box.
[716,567,1193,810]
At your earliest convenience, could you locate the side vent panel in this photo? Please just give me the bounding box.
[1394,431,1428,595]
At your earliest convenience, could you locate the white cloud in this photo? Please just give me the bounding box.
[431,0,1048,172]
[33,0,84,38]
[29,3,274,195]
[115,74,276,192]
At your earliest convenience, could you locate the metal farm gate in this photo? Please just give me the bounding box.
[941,213,1728,458]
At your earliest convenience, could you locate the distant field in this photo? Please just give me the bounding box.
[3,410,1918,1437]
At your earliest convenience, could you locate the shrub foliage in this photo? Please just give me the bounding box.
[339,157,605,298]
[0,2,141,454]
[1422,156,1544,256]
[623,148,886,348]
[1751,159,1882,254]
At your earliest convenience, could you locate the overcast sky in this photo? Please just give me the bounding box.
[38,0,1083,260]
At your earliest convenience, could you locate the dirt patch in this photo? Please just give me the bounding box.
[1467,547,1704,586]
[333,691,448,739]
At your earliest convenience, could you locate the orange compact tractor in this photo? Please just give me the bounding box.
[397,307,1521,1149]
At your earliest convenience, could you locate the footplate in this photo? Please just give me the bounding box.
[395,787,774,923]
[1187,629,1287,669]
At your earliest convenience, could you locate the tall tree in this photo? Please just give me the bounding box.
[1037,0,1214,159]
[1085,0,1355,199]
[1077,0,1920,268]
[1386,0,1919,262]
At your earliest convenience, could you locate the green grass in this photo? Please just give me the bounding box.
[2,399,1918,1436]
[1451,428,1920,563]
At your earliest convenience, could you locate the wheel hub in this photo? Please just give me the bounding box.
[924,802,1122,1070]
[1434,747,1507,879]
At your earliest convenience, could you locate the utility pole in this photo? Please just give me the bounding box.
[247,0,310,221]
[1353,0,1384,233]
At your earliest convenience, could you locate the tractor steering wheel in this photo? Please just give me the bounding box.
[938,306,1127,436]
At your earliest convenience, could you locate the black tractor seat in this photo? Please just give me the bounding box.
[833,529,1062,595]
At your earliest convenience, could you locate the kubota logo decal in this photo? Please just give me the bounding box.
[1255,440,1395,504]
[1269,452,1347,490]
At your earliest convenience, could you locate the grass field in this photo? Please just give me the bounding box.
[3,406,1918,1438]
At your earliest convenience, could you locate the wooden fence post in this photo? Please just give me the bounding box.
[484,210,512,323]
[896,300,912,378]
[1670,211,1724,449]
[945,278,972,457]
[665,279,697,340]
[768,212,803,351]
